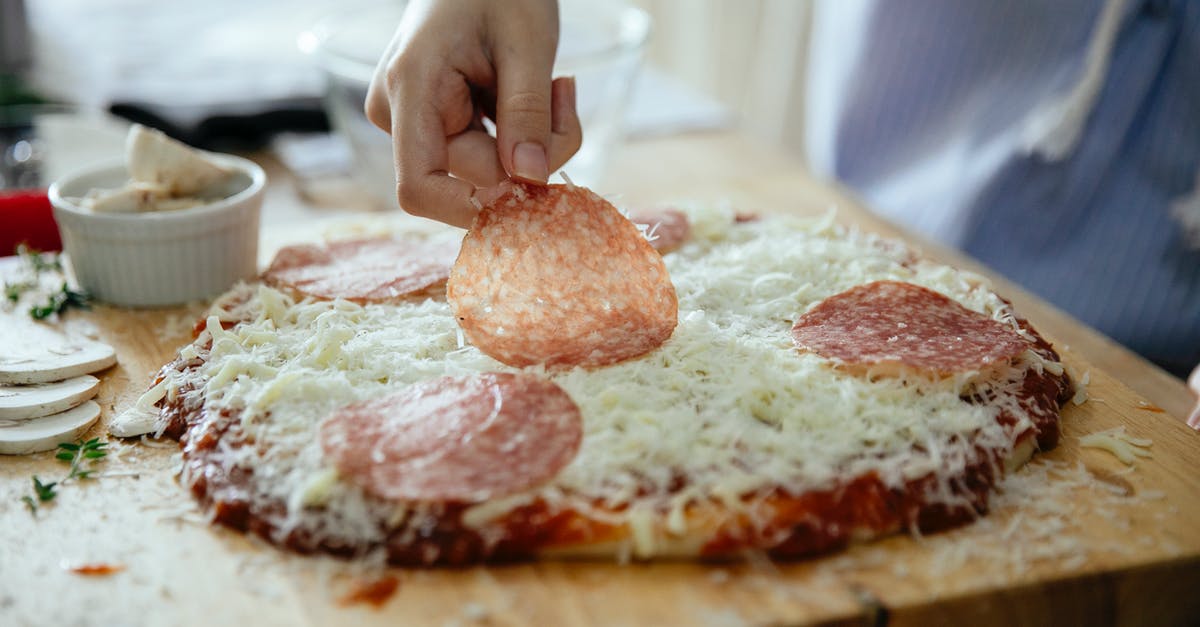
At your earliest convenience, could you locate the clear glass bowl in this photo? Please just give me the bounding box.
[1,104,128,192]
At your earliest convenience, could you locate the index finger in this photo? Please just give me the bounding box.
[391,81,480,229]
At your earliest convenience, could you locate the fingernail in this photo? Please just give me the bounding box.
[512,142,549,183]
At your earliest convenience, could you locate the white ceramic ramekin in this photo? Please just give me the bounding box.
[48,155,265,307]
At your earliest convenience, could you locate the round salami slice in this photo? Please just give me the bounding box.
[263,236,458,303]
[628,207,691,254]
[791,280,1029,374]
[447,182,678,369]
[319,373,583,502]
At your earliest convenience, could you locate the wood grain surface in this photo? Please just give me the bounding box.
[2,132,1196,626]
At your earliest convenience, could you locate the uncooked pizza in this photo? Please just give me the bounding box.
[124,181,1072,565]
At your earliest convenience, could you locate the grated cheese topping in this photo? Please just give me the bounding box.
[1079,426,1153,465]
[147,205,1059,552]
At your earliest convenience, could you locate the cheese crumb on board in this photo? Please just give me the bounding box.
[1079,426,1153,465]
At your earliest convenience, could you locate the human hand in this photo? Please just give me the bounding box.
[1187,364,1199,430]
[365,0,582,228]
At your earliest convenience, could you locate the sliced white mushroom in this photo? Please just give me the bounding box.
[81,182,172,214]
[125,124,231,197]
[0,375,99,420]
[0,313,117,385]
[0,400,101,454]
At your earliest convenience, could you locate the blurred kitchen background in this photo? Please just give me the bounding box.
[5,0,1199,390]
[0,0,809,199]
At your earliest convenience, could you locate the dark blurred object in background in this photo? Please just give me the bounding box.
[1,105,46,190]
[108,103,327,153]
[22,0,335,150]
[1,0,31,80]
[1,0,46,107]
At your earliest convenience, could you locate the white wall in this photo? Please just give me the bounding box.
[632,0,812,163]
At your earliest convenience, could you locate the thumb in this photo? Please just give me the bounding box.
[492,15,558,183]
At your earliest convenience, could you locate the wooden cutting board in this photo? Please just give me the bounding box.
[3,138,1199,626]
[4,260,1197,627]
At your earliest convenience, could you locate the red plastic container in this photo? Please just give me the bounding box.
[0,189,61,254]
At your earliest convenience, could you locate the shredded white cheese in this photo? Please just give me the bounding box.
[1079,426,1153,465]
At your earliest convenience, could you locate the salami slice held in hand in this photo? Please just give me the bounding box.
[319,373,583,502]
[448,182,678,369]
[792,280,1030,375]
[263,236,459,303]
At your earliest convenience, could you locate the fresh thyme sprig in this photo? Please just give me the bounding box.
[21,438,108,516]
[56,437,109,481]
[21,476,58,515]
[17,244,63,273]
[29,282,90,320]
[3,245,90,318]
[5,279,35,303]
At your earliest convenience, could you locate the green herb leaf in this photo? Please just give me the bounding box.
[58,437,109,481]
[17,244,62,274]
[29,301,56,320]
[4,280,34,302]
[28,283,91,319]
[32,475,58,502]
[10,247,88,319]
[26,439,110,518]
